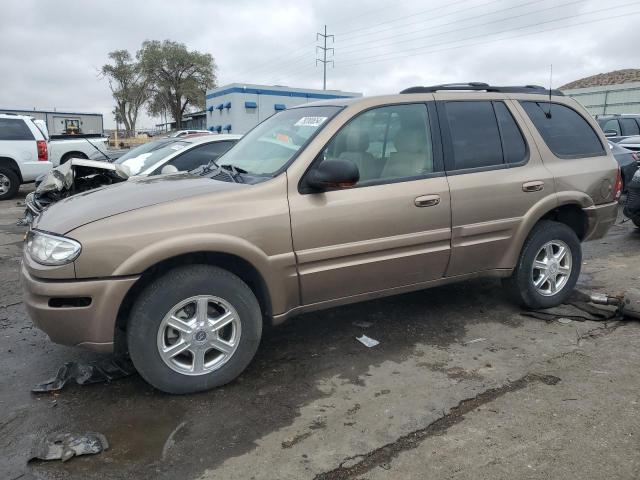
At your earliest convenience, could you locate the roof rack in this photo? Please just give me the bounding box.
[400,83,564,96]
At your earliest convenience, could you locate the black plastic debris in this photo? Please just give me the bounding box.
[30,432,108,462]
[32,357,136,393]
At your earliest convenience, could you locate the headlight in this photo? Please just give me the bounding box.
[26,230,81,266]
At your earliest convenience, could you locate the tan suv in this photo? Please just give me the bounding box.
[22,83,621,393]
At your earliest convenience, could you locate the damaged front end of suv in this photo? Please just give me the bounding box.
[20,159,130,225]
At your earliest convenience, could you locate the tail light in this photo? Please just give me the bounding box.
[614,165,623,201]
[37,140,48,161]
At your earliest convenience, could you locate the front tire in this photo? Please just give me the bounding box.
[0,167,19,200]
[503,220,581,309]
[127,265,262,394]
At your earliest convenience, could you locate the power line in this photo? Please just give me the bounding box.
[337,0,500,43]
[334,0,472,37]
[337,0,583,60]
[336,0,544,53]
[336,6,640,69]
[316,25,334,90]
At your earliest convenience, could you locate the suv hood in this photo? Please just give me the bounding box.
[34,173,243,234]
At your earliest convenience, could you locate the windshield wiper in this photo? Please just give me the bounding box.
[219,164,246,183]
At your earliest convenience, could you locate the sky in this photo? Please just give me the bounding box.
[1,0,639,129]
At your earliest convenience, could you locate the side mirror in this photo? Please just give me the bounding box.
[306,159,359,191]
[161,164,179,174]
[604,130,619,138]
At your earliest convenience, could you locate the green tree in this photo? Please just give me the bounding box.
[101,50,149,136]
[138,40,217,129]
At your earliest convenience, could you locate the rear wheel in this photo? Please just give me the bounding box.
[127,265,262,394]
[503,220,581,309]
[0,167,19,200]
[60,152,87,164]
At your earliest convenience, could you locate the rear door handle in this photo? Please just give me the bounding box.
[522,181,544,193]
[414,194,441,207]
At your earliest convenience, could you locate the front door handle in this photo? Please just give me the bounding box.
[522,180,544,193]
[415,194,440,207]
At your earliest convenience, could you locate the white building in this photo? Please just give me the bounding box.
[205,83,362,134]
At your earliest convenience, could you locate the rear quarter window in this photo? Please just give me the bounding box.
[0,118,35,141]
[519,101,605,158]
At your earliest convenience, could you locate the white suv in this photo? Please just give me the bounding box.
[0,113,52,199]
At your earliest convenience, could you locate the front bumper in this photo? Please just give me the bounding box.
[583,201,619,241]
[21,263,139,352]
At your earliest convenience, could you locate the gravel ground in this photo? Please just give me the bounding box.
[0,185,638,480]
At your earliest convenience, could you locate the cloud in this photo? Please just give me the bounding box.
[1,0,637,128]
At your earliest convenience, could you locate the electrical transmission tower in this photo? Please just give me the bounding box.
[316,25,334,90]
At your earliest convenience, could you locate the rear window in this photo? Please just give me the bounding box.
[620,118,640,136]
[520,102,605,157]
[0,118,35,141]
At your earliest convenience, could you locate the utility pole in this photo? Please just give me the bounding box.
[316,25,334,90]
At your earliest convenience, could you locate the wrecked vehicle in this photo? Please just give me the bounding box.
[20,134,240,223]
[22,84,620,394]
[623,169,640,227]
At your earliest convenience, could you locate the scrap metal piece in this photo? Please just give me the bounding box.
[356,334,380,348]
[31,357,136,393]
[30,432,108,462]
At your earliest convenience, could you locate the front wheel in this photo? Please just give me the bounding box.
[503,220,581,309]
[127,265,262,394]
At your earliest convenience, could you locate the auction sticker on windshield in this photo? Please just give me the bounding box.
[294,116,327,127]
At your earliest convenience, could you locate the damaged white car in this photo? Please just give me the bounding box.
[21,134,240,224]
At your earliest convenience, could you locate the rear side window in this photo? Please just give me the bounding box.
[620,118,640,136]
[0,118,35,140]
[520,102,605,157]
[442,101,527,170]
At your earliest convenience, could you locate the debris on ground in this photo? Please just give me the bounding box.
[30,432,108,462]
[31,357,136,393]
[522,289,640,323]
[356,335,380,348]
[353,321,373,329]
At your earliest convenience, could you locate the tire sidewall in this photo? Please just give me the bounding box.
[127,265,262,394]
[515,221,582,309]
[0,167,19,200]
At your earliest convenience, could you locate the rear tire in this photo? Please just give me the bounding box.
[60,152,88,164]
[127,265,262,394]
[0,167,20,200]
[503,220,581,309]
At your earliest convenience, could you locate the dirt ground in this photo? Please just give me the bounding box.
[1,186,639,480]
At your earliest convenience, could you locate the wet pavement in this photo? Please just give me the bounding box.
[1,186,639,479]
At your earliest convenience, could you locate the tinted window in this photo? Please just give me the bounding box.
[620,118,640,136]
[601,119,621,135]
[520,101,605,157]
[320,103,434,185]
[494,102,527,164]
[167,141,236,172]
[444,101,503,169]
[0,118,34,140]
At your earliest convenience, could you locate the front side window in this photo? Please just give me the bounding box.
[520,101,605,157]
[601,118,621,135]
[319,103,434,186]
[620,118,640,136]
[0,118,34,141]
[219,106,341,175]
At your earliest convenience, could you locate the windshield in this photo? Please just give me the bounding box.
[115,140,189,175]
[218,106,341,175]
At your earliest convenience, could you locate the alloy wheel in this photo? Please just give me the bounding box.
[531,240,572,297]
[156,295,241,376]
